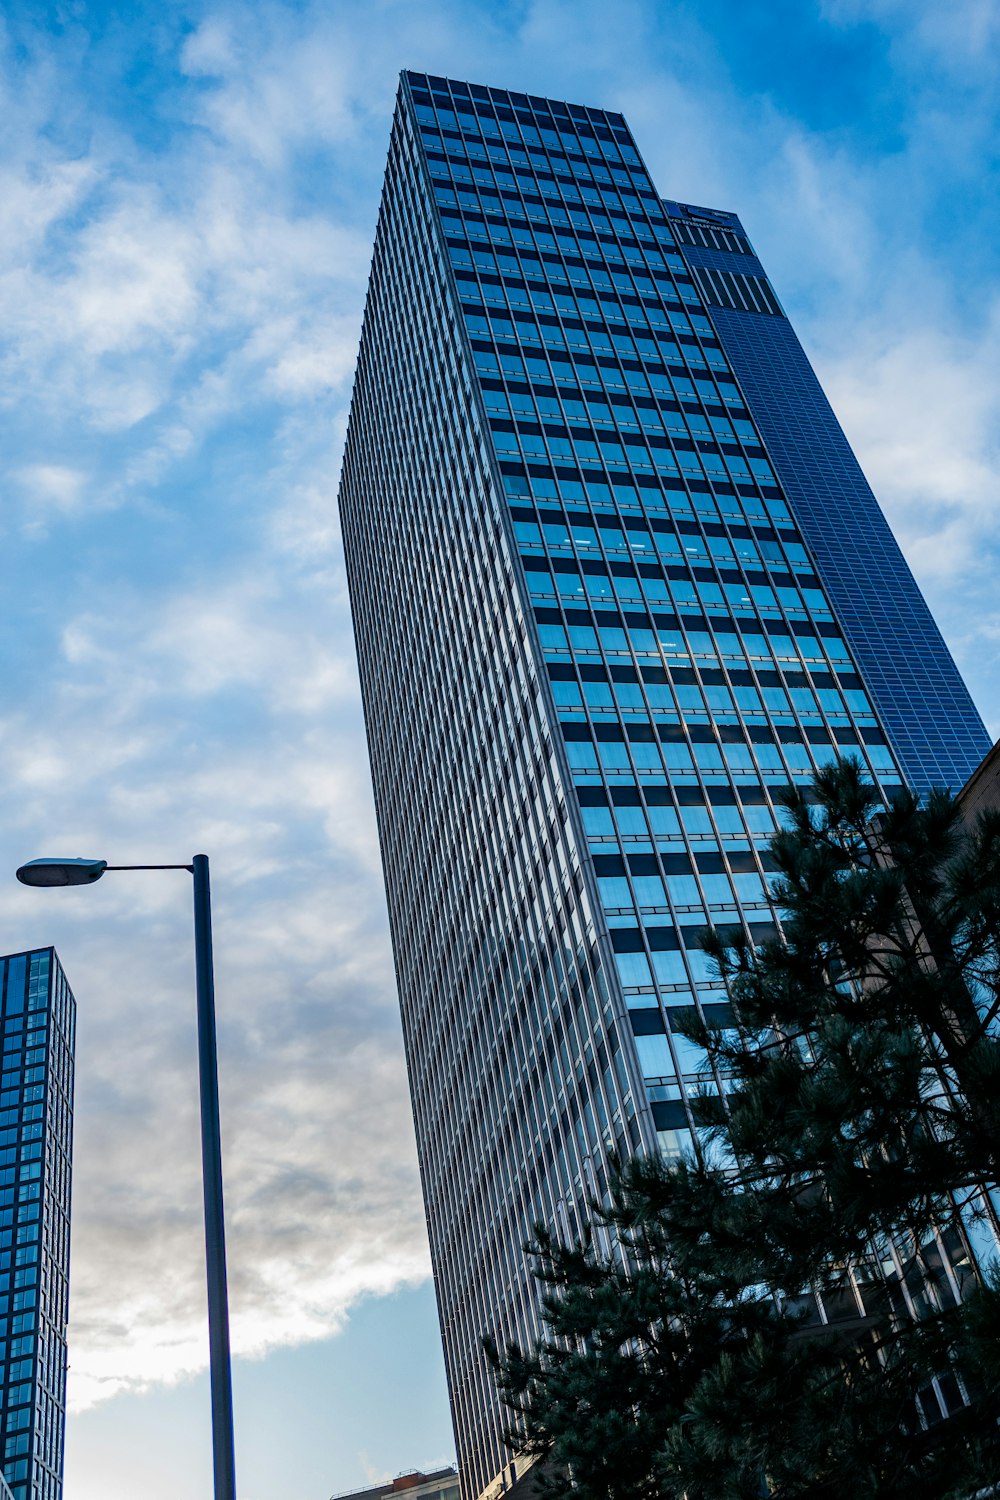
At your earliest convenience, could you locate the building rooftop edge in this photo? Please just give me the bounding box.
[400,68,627,127]
[331,1466,459,1500]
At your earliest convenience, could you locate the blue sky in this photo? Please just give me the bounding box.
[0,1,998,1497]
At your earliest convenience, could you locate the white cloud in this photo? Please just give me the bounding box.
[821,0,1000,67]
[179,10,357,167]
[1,548,418,1407]
[0,3,418,1405]
[0,11,373,528]
[15,463,88,515]
[814,307,1000,580]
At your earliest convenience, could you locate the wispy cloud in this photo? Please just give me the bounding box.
[0,0,422,1411]
[821,0,1000,71]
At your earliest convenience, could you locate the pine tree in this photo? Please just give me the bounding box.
[488,759,1000,1498]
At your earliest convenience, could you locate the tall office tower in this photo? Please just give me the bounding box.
[0,950,75,1500]
[338,73,990,1500]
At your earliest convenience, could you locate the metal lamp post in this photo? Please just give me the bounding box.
[15,854,236,1500]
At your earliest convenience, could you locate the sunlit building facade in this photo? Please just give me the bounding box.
[338,72,990,1500]
[0,950,75,1500]
[333,1467,461,1500]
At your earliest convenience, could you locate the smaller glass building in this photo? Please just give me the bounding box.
[0,951,75,1500]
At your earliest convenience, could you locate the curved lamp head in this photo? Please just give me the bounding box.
[16,858,108,888]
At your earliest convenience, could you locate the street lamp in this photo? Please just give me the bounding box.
[15,854,236,1500]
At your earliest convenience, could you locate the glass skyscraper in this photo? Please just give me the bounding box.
[0,950,75,1500]
[338,72,990,1500]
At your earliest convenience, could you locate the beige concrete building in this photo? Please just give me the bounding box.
[958,738,1000,821]
[333,1467,461,1500]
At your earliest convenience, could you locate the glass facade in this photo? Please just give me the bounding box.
[338,72,990,1500]
[662,204,989,794]
[0,951,75,1500]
